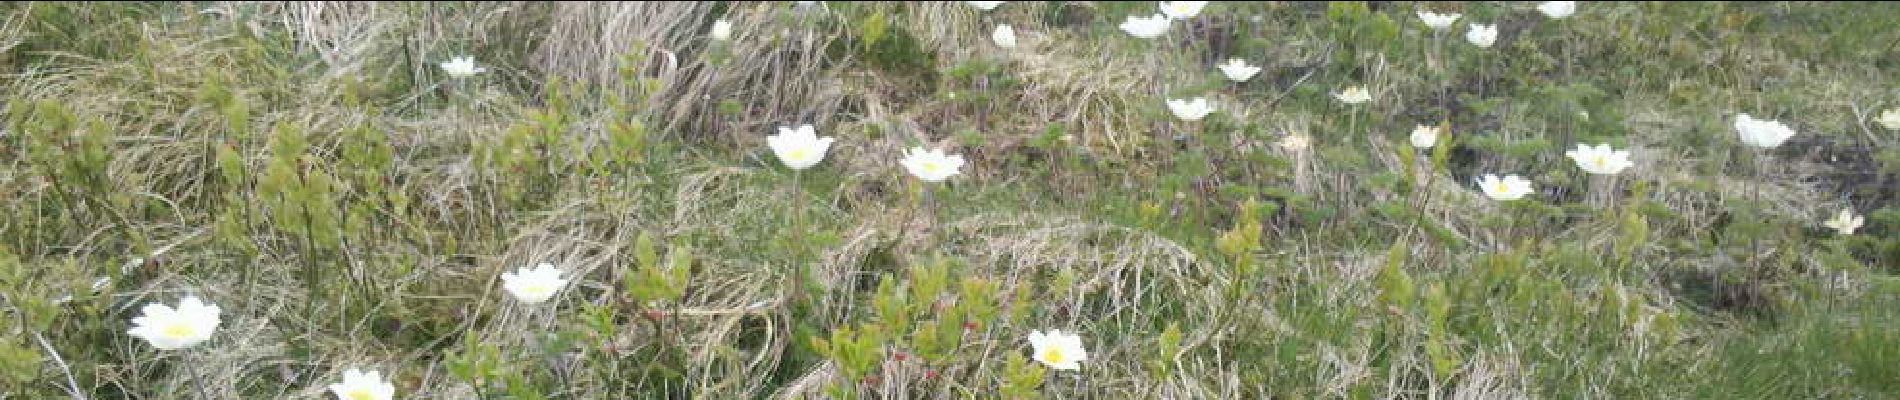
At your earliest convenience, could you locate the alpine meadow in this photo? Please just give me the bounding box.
[7,1,1900,399]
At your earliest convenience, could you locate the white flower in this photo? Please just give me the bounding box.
[438,56,486,78]
[1120,14,1171,39]
[1334,86,1371,104]
[1159,1,1208,20]
[1028,329,1089,371]
[1538,1,1577,19]
[1465,24,1498,48]
[710,19,733,41]
[1417,10,1461,31]
[328,369,397,400]
[1476,174,1534,201]
[1565,143,1634,175]
[1279,134,1311,152]
[900,147,966,182]
[1409,125,1440,149]
[967,1,1005,11]
[767,124,835,170]
[992,25,1017,48]
[127,296,221,350]
[1218,58,1261,82]
[501,263,569,304]
[1166,98,1215,122]
[1824,208,1865,236]
[1876,108,1900,130]
[1733,113,1797,149]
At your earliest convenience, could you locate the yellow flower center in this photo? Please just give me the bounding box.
[521,284,552,297]
[786,148,811,162]
[920,162,943,174]
[1039,348,1066,364]
[1593,157,1608,169]
[347,389,377,400]
[1493,183,1512,194]
[161,323,196,340]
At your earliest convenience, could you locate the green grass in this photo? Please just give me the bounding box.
[2,1,1898,398]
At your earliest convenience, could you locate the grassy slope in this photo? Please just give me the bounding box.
[1,1,1899,398]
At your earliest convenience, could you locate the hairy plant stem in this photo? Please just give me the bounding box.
[787,171,812,315]
[183,352,217,400]
[1347,106,1363,144]
[1750,149,1766,271]
[1504,202,1521,253]
[924,183,940,238]
[1401,152,1442,247]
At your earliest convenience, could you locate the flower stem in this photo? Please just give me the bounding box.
[1589,174,1611,210]
[1072,370,1084,397]
[1503,203,1520,252]
[183,352,216,400]
[1610,175,1623,213]
[1402,156,1441,246]
[1347,107,1361,144]
[789,171,811,310]
[1749,149,1765,270]
[924,183,939,230]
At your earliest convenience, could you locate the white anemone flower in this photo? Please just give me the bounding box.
[1466,23,1498,48]
[1166,98,1215,122]
[328,369,397,400]
[767,124,835,170]
[1409,125,1441,149]
[710,19,733,41]
[1120,14,1171,38]
[1159,1,1208,20]
[992,25,1018,48]
[1733,113,1797,149]
[127,296,222,350]
[1538,1,1577,19]
[439,56,486,78]
[1028,329,1089,370]
[1218,58,1261,82]
[1477,174,1535,201]
[1876,108,1900,130]
[1824,208,1865,236]
[1334,86,1372,104]
[900,147,966,182]
[1417,10,1461,31]
[1564,143,1634,175]
[501,263,569,304]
